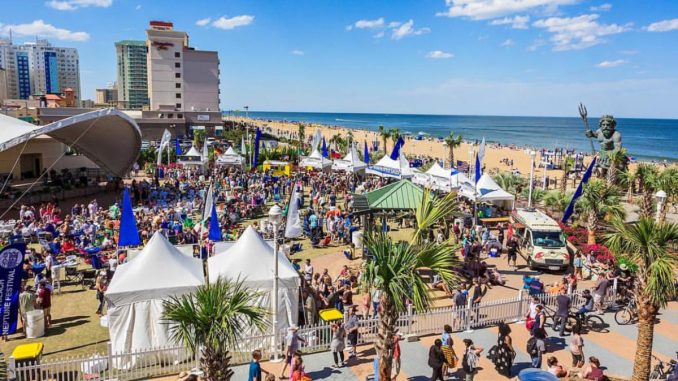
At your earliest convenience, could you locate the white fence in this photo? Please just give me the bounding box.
[8,287,617,381]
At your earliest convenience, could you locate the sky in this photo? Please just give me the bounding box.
[1,0,678,118]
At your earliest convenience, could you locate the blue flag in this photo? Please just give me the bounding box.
[561,157,597,224]
[0,243,25,335]
[253,127,262,168]
[175,137,181,155]
[389,136,405,160]
[451,167,458,175]
[208,204,221,241]
[475,137,485,183]
[118,187,141,246]
[322,137,328,158]
[364,141,369,164]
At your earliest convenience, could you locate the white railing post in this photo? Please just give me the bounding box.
[107,341,114,378]
[465,297,474,333]
[8,356,16,381]
[406,304,413,335]
[515,289,524,323]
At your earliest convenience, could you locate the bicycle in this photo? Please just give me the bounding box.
[614,295,638,325]
[650,353,677,380]
[571,310,606,333]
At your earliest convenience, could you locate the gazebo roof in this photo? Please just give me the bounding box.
[352,180,424,213]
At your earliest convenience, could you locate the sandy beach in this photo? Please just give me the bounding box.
[226,116,595,190]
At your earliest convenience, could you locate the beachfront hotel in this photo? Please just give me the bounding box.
[115,40,148,110]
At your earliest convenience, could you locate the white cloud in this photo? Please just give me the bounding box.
[527,38,546,51]
[427,50,454,59]
[212,15,254,30]
[373,31,385,39]
[0,19,89,41]
[489,15,530,29]
[291,49,304,56]
[388,21,402,28]
[391,19,430,40]
[533,14,630,51]
[134,4,141,10]
[196,18,211,27]
[645,18,678,32]
[501,38,515,47]
[596,59,627,68]
[351,18,385,29]
[45,0,111,10]
[436,0,577,20]
[590,3,612,12]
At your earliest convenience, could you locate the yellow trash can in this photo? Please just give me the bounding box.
[12,342,44,380]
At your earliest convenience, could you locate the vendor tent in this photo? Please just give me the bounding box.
[352,180,424,214]
[300,149,332,170]
[178,145,208,169]
[105,231,204,367]
[216,146,244,166]
[459,173,515,209]
[366,153,414,179]
[208,226,299,333]
[332,144,367,173]
[413,162,471,192]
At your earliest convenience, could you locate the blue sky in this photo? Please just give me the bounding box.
[1,0,678,118]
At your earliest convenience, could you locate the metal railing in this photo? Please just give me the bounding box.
[8,286,617,380]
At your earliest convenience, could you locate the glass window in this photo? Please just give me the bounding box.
[532,231,566,248]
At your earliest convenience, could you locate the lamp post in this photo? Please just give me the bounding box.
[268,204,283,361]
[528,150,536,208]
[468,149,474,176]
[542,156,547,191]
[655,190,667,223]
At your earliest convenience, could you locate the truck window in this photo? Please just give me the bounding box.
[533,231,566,248]
[523,230,532,247]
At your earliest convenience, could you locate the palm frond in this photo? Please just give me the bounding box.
[412,189,458,244]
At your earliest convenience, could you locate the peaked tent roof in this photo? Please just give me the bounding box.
[426,162,451,178]
[460,173,516,202]
[208,226,299,289]
[300,149,332,169]
[352,180,424,213]
[183,146,202,157]
[332,144,367,172]
[224,146,241,156]
[0,108,141,176]
[105,231,204,306]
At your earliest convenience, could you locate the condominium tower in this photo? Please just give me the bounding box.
[115,40,148,110]
[0,39,81,100]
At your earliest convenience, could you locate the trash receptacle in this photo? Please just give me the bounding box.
[11,342,44,381]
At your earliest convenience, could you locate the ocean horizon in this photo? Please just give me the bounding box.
[231,111,678,162]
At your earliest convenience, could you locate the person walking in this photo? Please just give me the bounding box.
[554,288,571,337]
[527,330,547,368]
[569,326,585,369]
[531,304,546,338]
[330,321,346,368]
[506,236,519,270]
[248,350,271,381]
[95,270,108,316]
[19,285,36,337]
[593,274,610,315]
[345,307,360,359]
[428,339,447,381]
[489,322,515,378]
[280,326,305,379]
[36,280,52,328]
[462,339,483,381]
[441,325,458,378]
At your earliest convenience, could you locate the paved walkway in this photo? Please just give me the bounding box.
[224,301,678,381]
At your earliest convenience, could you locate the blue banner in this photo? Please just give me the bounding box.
[118,187,141,246]
[208,204,221,241]
[0,243,25,335]
[364,141,369,164]
[253,128,262,169]
[175,137,181,155]
[562,157,597,224]
[389,136,405,160]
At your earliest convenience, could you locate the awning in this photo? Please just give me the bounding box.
[352,180,424,214]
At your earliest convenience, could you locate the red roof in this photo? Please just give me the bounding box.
[150,20,173,28]
[45,94,63,100]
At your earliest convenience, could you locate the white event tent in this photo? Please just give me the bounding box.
[177,145,208,169]
[413,162,471,192]
[208,226,300,333]
[300,149,332,170]
[332,144,367,173]
[216,146,244,166]
[366,153,415,179]
[105,231,205,367]
[459,173,515,209]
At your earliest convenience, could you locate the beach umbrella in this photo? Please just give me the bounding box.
[517,369,558,381]
[118,187,141,247]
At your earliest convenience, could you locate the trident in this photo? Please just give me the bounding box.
[578,103,596,155]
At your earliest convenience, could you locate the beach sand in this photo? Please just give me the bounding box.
[227,116,594,190]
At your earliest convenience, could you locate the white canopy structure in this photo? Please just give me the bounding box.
[178,145,208,168]
[459,173,515,209]
[105,232,204,366]
[216,146,244,166]
[413,162,471,192]
[0,108,140,176]
[300,149,332,170]
[366,153,414,179]
[208,226,300,333]
[332,144,367,173]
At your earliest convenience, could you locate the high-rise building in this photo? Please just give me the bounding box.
[0,39,81,100]
[145,21,219,112]
[95,87,118,106]
[0,67,7,102]
[115,40,148,110]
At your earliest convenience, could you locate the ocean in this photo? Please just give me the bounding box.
[237,111,677,162]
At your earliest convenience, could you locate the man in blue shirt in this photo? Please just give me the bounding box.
[248,350,269,381]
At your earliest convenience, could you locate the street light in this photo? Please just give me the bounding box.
[268,204,283,361]
[528,150,536,208]
[541,154,548,191]
[655,190,667,223]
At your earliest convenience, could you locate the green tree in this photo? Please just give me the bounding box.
[605,218,678,381]
[444,132,463,168]
[162,278,268,381]
[635,164,659,218]
[412,189,458,244]
[493,172,527,196]
[388,128,401,149]
[520,187,547,206]
[619,168,637,203]
[297,123,306,147]
[543,190,572,217]
[575,179,625,244]
[560,156,575,192]
[378,125,389,153]
[606,148,628,187]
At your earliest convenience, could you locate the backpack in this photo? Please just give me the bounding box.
[526,337,539,356]
[462,349,478,373]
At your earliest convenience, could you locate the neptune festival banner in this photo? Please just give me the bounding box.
[0,243,25,335]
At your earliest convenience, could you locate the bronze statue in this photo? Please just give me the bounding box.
[578,104,625,175]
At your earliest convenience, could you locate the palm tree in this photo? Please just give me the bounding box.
[575,179,625,244]
[619,168,637,203]
[560,156,575,192]
[520,187,547,206]
[378,125,389,153]
[635,164,658,218]
[605,218,678,381]
[606,148,628,187]
[412,189,458,244]
[444,132,463,168]
[493,172,527,196]
[162,278,268,381]
[388,128,401,149]
[297,123,306,146]
[542,190,572,217]
[361,233,459,381]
